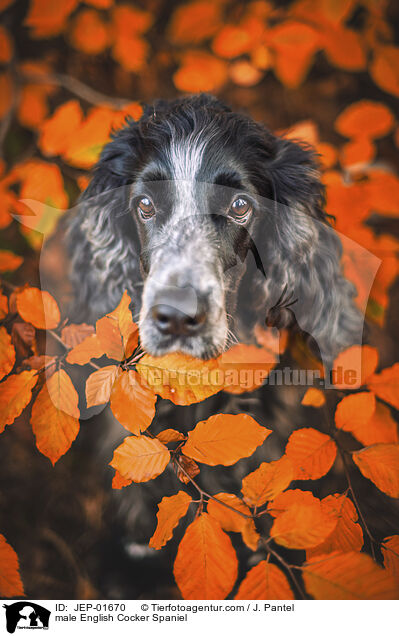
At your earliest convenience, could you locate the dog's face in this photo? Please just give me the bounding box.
[68,95,362,364]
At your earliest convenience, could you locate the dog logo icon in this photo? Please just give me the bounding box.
[3,602,50,634]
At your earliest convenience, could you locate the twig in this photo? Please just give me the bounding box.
[21,72,131,109]
[174,457,253,520]
[261,538,306,600]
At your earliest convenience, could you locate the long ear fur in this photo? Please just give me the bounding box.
[263,136,363,365]
[67,122,143,322]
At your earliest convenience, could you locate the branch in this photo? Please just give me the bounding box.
[21,72,131,109]
[261,538,306,600]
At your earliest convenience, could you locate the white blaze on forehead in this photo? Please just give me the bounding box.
[168,135,206,216]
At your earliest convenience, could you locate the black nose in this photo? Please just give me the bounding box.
[152,303,207,336]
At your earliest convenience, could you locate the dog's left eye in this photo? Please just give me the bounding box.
[137,196,155,219]
[229,197,252,223]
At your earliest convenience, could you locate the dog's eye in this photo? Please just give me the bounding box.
[229,197,252,223]
[137,196,155,219]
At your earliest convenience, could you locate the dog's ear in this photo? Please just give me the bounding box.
[263,136,363,366]
[67,122,142,322]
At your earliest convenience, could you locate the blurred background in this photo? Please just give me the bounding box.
[0,0,398,599]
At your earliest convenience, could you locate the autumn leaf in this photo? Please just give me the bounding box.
[332,345,378,388]
[306,494,363,557]
[241,456,293,508]
[61,323,94,348]
[16,287,60,330]
[382,535,399,585]
[0,370,37,433]
[157,429,186,443]
[207,493,259,551]
[322,25,365,71]
[267,489,323,518]
[69,9,109,55]
[270,500,337,550]
[303,552,398,599]
[340,137,375,168]
[149,491,192,550]
[39,100,83,157]
[0,290,8,318]
[229,61,263,87]
[182,413,271,466]
[285,428,337,480]
[110,370,156,434]
[266,21,320,88]
[24,0,78,37]
[173,51,227,93]
[112,470,132,490]
[173,513,238,599]
[31,370,80,464]
[370,45,399,98]
[0,326,15,381]
[136,352,221,405]
[0,250,23,272]
[66,334,104,365]
[352,444,399,498]
[86,365,120,408]
[175,455,200,484]
[235,561,294,600]
[110,435,170,482]
[169,1,221,44]
[63,106,116,169]
[335,391,375,433]
[218,344,276,395]
[301,387,326,407]
[335,101,394,140]
[367,364,399,410]
[95,291,138,361]
[0,534,24,598]
[212,25,254,59]
[0,25,12,63]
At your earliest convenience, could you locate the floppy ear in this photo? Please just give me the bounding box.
[67,122,143,322]
[263,136,363,366]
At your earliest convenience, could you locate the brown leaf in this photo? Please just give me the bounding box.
[175,456,200,484]
[61,323,95,348]
[11,322,36,359]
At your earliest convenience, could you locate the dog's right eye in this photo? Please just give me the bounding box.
[137,197,155,219]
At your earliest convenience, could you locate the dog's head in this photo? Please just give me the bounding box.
[68,94,362,364]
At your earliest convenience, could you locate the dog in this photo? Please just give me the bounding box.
[65,94,363,594]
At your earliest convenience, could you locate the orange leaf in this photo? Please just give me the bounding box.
[173,51,227,93]
[182,413,270,466]
[106,290,138,358]
[332,345,378,388]
[303,551,397,599]
[0,72,12,119]
[340,138,375,168]
[17,85,48,130]
[112,470,132,489]
[0,25,12,63]
[149,491,192,549]
[335,391,375,436]
[229,61,263,87]
[301,388,326,407]
[0,326,15,381]
[112,34,148,73]
[16,287,60,330]
[370,45,399,98]
[382,536,399,585]
[136,352,221,406]
[213,25,254,59]
[175,455,200,484]
[157,429,186,443]
[31,370,80,464]
[173,513,238,599]
[335,101,394,140]
[352,444,399,498]
[39,100,83,156]
[0,250,23,272]
[307,494,363,557]
[270,500,337,549]
[322,25,365,71]
[367,363,399,410]
[0,534,24,598]
[61,323,94,348]
[0,290,8,319]
[285,428,337,480]
[267,489,322,517]
[207,493,259,551]
[0,370,37,433]
[169,1,221,44]
[266,21,320,88]
[63,106,116,169]
[24,0,78,37]
[241,456,293,507]
[110,370,156,434]
[66,334,104,365]
[218,344,276,394]
[110,435,170,482]
[85,365,120,408]
[95,316,124,361]
[235,561,294,600]
[112,5,152,35]
[70,9,109,54]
